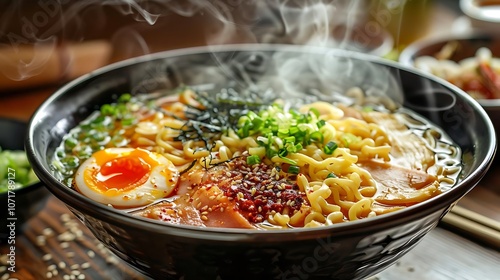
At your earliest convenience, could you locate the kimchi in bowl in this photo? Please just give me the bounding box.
[26,45,496,280]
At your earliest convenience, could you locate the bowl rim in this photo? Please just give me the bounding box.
[26,44,497,240]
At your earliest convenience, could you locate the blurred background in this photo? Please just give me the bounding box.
[0,0,449,94]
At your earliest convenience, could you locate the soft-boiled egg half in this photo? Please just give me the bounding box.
[74,148,179,208]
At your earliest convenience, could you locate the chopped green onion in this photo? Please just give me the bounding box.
[288,165,300,174]
[101,104,116,115]
[308,107,320,118]
[326,172,337,178]
[278,148,288,157]
[64,137,78,150]
[279,156,297,165]
[324,141,338,155]
[310,131,323,143]
[247,155,261,165]
[118,93,132,103]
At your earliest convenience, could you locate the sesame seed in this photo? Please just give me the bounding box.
[77,274,86,279]
[67,252,75,258]
[106,256,118,264]
[81,262,91,269]
[46,271,53,278]
[59,261,67,269]
[58,232,76,242]
[42,228,55,237]
[0,266,5,273]
[87,250,95,258]
[251,188,256,196]
[61,242,70,249]
[1,274,10,280]
[42,253,52,261]
[47,264,57,271]
[36,235,47,246]
[60,213,72,222]
[201,215,208,221]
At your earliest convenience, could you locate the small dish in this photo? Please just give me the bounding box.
[0,118,50,240]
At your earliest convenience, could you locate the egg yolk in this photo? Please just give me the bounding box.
[97,157,150,191]
[83,149,164,195]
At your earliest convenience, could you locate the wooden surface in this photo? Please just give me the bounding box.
[1,2,500,279]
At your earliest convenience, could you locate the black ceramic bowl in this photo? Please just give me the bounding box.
[26,45,496,280]
[399,32,500,137]
[0,118,49,240]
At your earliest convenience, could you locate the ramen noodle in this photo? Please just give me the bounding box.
[52,87,462,229]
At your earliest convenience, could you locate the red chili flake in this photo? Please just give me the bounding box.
[205,156,307,224]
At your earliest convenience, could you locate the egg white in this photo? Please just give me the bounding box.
[74,148,179,207]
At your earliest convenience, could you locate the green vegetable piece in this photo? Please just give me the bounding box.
[324,141,338,155]
[288,165,300,174]
[326,172,337,178]
[64,137,78,150]
[101,104,116,115]
[118,93,132,103]
[247,155,261,165]
[309,131,323,143]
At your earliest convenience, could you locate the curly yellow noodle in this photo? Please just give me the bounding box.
[324,177,358,201]
[328,185,355,209]
[348,138,375,150]
[136,137,156,146]
[221,134,259,150]
[300,101,344,120]
[360,145,391,161]
[304,211,326,225]
[217,146,233,162]
[326,211,345,225]
[183,140,211,159]
[348,198,374,221]
[289,205,310,227]
[303,220,324,228]
[269,213,291,227]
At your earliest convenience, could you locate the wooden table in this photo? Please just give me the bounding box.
[1,2,500,278]
[1,80,500,280]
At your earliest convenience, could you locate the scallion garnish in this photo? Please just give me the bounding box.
[247,155,261,165]
[288,165,300,174]
[326,172,337,178]
[324,141,338,155]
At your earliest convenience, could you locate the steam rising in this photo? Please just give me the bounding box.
[0,0,403,105]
